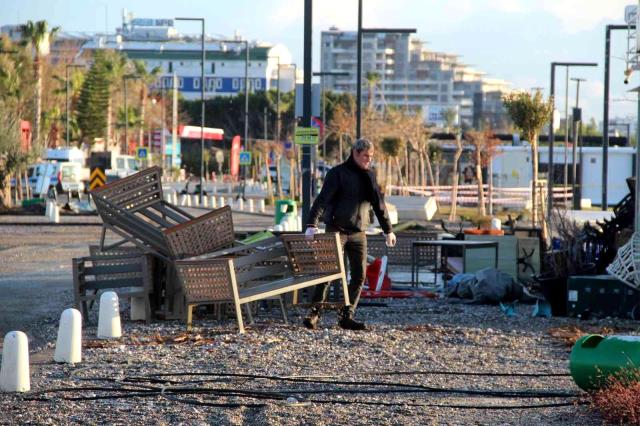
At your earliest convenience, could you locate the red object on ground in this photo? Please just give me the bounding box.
[361,289,437,299]
[463,229,504,236]
[363,257,436,299]
[366,258,391,291]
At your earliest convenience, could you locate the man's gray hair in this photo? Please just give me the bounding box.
[353,138,373,153]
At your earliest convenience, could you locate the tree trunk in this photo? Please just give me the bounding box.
[419,151,426,191]
[488,156,493,216]
[394,157,405,189]
[276,155,283,198]
[289,157,296,200]
[1,174,13,208]
[449,134,463,221]
[475,147,486,216]
[138,87,146,148]
[425,150,438,205]
[107,95,112,147]
[34,61,42,148]
[530,131,538,228]
[264,155,274,206]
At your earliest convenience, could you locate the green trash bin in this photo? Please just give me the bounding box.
[570,334,640,391]
[274,199,297,225]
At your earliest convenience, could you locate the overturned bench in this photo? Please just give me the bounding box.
[175,233,349,333]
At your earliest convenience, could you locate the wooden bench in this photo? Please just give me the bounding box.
[73,251,153,322]
[91,167,237,261]
[175,233,349,333]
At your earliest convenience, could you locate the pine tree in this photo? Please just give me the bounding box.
[76,51,110,145]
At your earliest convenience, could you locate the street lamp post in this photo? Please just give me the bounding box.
[356,0,416,139]
[65,64,84,147]
[176,17,205,203]
[571,77,585,210]
[313,71,349,160]
[603,24,635,210]
[546,61,597,218]
[268,55,281,143]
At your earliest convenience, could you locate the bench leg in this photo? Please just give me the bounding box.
[245,303,254,325]
[278,296,289,325]
[235,301,245,334]
[185,304,194,332]
[340,273,351,306]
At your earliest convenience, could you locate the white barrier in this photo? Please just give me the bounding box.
[248,199,255,212]
[237,198,244,211]
[218,196,225,208]
[97,292,121,339]
[54,308,82,364]
[0,331,30,392]
[259,199,266,213]
[209,195,217,209]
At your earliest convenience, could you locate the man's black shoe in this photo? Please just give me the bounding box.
[338,316,366,331]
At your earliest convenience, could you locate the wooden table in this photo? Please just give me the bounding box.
[412,240,499,287]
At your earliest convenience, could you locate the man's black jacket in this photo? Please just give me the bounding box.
[307,155,392,234]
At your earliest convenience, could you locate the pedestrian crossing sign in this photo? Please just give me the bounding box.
[137,147,149,160]
[239,151,252,166]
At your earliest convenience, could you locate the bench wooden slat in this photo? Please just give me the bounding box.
[83,263,143,276]
[80,277,146,290]
[235,263,289,284]
[137,208,175,229]
[238,273,343,304]
[152,202,194,222]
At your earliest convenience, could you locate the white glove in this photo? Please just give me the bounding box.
[305,226,319,240]
[385,232,397,247]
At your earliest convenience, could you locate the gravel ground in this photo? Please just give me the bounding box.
[0,221,634,424]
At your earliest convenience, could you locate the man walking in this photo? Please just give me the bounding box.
[304,139,396,331]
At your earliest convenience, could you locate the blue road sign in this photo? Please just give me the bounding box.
[239,151,252,166]
[137,147,149,160]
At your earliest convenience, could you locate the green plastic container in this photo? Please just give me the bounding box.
[22,198,45,207]
[274,199,297,225]
[570,334,640,391]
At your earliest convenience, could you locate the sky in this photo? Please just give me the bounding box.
[1,0,638,126]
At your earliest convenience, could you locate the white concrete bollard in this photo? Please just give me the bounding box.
[0,331,30,393]
[179,194,187,206]
[248,199,255,213]
[227,197,234,210]
[185,194,192,207]
[45,200,52,219]
[190,194,199,207]
[52,204,60,223]
[202,195,209,208]
[130,297,146,321]
[259,199,266,213]
[171,191,178,205]
[97,291,122,339]
[209,195,217,209]
[54,308,82,364]
[219,196,225,208]
[238,198,244,211]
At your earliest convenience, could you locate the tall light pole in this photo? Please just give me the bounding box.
[546,61,597,218]
[302,0,313,223]
[356,0,416,139]
[571,77,585,210]
[268,55,281,142]
[176,17,205,203]
[313,71,349,160]
[65,64,84,147]
[603,24,634,210]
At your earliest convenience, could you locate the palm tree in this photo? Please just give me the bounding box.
[380,136,405,191]
[102,51,128,147]
[365,72,381,111]
[465,130,488,216]
[449,131,463,221]
[503,91,554,235]
[132,60,162,148]
[20,20,60,148]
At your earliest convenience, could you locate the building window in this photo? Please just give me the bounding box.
[211,63,215,73]
[168,62,173,73]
